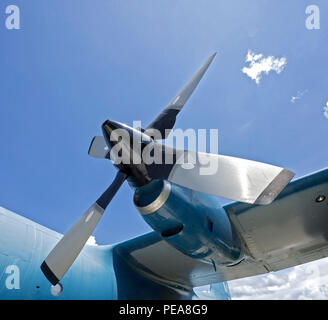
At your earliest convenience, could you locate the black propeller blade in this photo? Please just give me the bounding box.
[41,170,127,285]
[146,53,216,140]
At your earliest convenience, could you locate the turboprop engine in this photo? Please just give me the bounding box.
[134,179,244,266]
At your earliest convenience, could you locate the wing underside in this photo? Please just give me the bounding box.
[114,168,328,289]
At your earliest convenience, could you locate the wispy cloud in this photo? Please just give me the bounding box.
[242,50,287,84]
[239,120,253,132]
[229,257,328,299]
[291,89,308,103]
[324,101,328,119]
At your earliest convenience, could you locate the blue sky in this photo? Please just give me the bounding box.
[1,0,328,248]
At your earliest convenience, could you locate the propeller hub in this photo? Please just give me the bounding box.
[102,120,153,186]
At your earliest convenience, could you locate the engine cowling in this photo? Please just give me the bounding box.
[133,179,243,266]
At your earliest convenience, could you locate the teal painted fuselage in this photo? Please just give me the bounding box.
[0,205,230,300]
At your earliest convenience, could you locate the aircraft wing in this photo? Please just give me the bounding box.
[114,168,328,289]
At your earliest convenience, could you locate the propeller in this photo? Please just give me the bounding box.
[41,53,294,286]
[41,170,127,285]
[145,52,217,139]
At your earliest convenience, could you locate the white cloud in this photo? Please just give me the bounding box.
[291,89,308,103]
[193,285,218,300]
[242,50,287,84]
[86,235,98,246]
[324,101,328,119]
[228,257,328,299]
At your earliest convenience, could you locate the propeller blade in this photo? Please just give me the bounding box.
[144,147,294,205]
[88,136,109,159]
[146,53,216,139]
[168,151,295,204]
[40,170,127,285]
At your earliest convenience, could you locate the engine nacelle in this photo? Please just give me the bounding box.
[134,179,243,266]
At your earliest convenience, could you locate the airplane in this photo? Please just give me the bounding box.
[1,53,328,300]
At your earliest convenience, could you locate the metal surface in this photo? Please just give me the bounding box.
[0,206,116,299]
[1,168,328,298]
[168,151,294,204]
[116,168,328,287]
[134,179,243,267]
[88,136,109,159]
[225,167,328,272]
[41,170,127,285]
[0,206,230,299]
[42,203,105,284]
[146,53,216,139]
[134,180,172,215]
